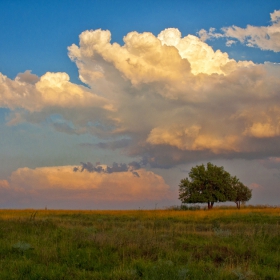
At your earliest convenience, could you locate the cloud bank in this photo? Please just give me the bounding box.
[1,15,280,168]
[0,165,170,208]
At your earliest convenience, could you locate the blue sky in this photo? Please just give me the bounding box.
[0,1,280,209]
[1,1,279,81]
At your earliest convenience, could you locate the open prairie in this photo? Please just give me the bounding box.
[0,207,280,279]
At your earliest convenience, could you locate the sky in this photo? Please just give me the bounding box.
[0,1,280,209]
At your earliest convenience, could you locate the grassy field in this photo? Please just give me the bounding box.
[0,207,280,279]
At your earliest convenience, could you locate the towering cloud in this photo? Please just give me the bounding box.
[67,27,280,166]
[1,20,280,168]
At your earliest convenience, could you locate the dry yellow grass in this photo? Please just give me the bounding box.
[1,206,280,220]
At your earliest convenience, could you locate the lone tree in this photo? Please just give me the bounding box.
[179,162,251,209]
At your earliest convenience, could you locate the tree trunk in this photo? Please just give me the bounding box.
[207,201,214,209]
[235,201,240,209]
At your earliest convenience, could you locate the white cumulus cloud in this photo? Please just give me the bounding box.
[1,27,280,168]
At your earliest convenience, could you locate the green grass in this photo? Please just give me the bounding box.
[0,207,280,279]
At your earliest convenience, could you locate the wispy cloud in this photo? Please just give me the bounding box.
[199,10,280,52]
[74,161,141,175]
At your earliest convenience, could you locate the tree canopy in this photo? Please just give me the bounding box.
[179,163,252,209]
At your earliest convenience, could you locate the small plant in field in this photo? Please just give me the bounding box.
[212,220,232,236]
[29,211,37,221]
[213,227,231,237]
[232,267,254,279]
[85,226,96,234]
[178,266,189,279]
[12,241,33,253]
